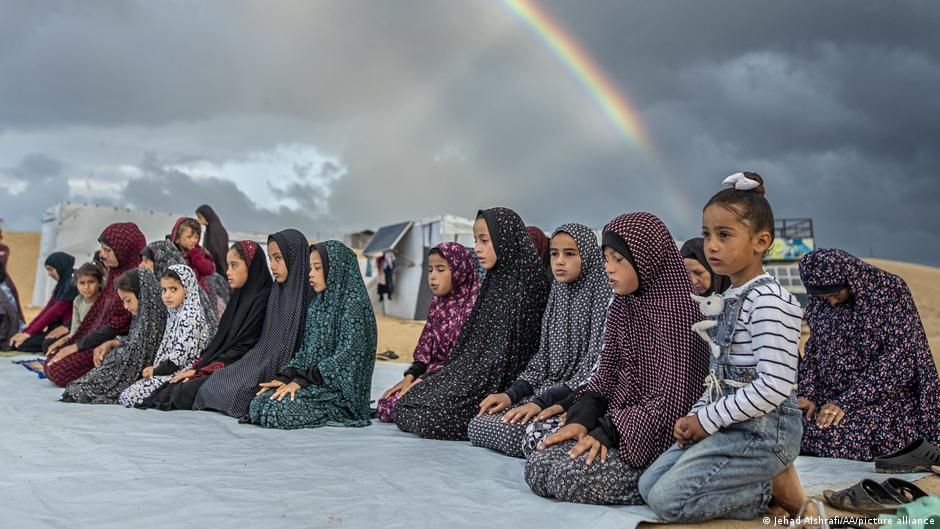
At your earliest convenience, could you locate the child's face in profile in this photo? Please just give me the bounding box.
[603,246,639,296]
[139,256,155,273]
[701,204,771,279]
[226,248,249,289]
[118,289,140,315]
[550,232,582,284]
[308,249,326,293]
[176,227,200,252]
[427,252,453,296]
[268,241,288,284]
[76,275,100,301]
[45,265,60,281]
[473,217,497,270]
[160,277,185,309]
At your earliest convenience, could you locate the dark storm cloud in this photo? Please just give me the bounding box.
[0,1,938,264]
[123,154,331,238]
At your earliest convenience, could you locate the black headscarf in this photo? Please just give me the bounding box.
[193,229,313,418]
[194,242,272,369]
[679,237,731,296]
[139,241,273,411]
[45,252,78,302]
[196,205,230,276]
[396,207,552,440]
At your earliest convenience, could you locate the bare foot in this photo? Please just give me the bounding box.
[766,501,789,518]
[770,465,809,516]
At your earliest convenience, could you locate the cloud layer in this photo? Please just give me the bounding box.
[1,1,938,264]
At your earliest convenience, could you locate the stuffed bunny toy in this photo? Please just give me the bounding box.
[691,292,724,358]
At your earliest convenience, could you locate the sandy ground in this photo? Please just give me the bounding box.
[7,232,940,526]
[3,231,40,312]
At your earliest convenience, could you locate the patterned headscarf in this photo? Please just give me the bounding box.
[68,222,146,343]
[799,249,940,436]
[240,240,259,265]
[193,228,313,417]
[518,223,611,393]
[143,240,218,336]
[452,207,552,386]
[587,212,709,468]
[62,268,168,403]
[152,264,212,373]
[412,242,480,370]
[396,207,551,439]
[282,241,377,426]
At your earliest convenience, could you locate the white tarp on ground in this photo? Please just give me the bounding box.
[31,202,268,306]
[0,358,928,529]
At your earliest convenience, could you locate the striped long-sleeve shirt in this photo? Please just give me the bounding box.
[689,274,803,434]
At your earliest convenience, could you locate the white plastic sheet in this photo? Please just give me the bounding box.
[0,359,928,529]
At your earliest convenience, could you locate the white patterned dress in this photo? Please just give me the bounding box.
[119,264,213,407]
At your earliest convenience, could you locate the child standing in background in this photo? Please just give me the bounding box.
[171,217,227,315]
[170,217,216,291]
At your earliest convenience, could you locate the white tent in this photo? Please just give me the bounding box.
[31,202,268,307]
[362,214,475,320]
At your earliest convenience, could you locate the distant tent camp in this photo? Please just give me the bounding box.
[31,202,268,307]
[362,214,475,320]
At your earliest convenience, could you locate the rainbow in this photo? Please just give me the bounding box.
[503,0,654,151]
[503,0,696,226]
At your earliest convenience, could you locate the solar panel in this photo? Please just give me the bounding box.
[362,221,413,255]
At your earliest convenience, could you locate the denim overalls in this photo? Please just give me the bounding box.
[637,277,803,523]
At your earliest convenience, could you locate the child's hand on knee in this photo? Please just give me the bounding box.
[674,416,709,447]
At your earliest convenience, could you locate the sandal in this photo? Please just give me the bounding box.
[823,479,906,514]
[376,350,399,361]
[882,478,929,503]
[875,439,940,473]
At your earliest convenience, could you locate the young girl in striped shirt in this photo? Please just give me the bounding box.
[639,172,808,522]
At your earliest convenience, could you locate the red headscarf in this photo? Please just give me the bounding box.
[68,222,146,343]
[526,226,550,262]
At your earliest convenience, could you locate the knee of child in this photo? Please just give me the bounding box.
[643,479,687,523]
[637,468,657,502]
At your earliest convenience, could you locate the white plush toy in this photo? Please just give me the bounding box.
[691,293,724,358]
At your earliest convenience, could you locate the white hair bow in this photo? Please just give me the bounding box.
[722,172,760,191]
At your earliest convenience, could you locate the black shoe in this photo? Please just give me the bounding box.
[875,439,940,473]
[881,478,929,503]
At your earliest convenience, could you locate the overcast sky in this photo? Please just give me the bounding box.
[1,1,938,265]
